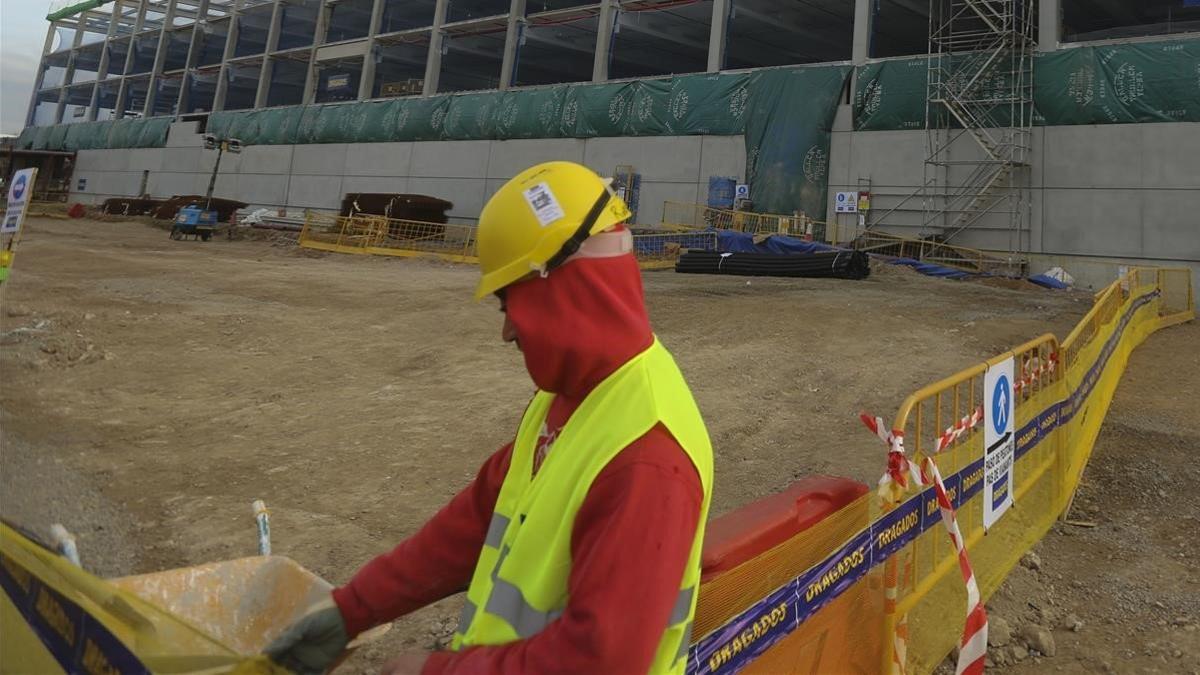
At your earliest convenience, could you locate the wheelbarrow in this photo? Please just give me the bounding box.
[0,501,389,673]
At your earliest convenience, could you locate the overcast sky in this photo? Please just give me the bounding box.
[1,1,55,135]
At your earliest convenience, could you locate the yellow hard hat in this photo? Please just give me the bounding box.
[474,161,631,300]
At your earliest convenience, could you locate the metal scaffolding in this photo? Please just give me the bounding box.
[923,0,1036,261]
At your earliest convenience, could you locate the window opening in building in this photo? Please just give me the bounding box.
[438,28,506,92]
[373,38,430,97]
[278,0,322,50]
[725,0,853,68]
[609,0,712,80]
[515,11,598,87]
[380,0,439,33]
[447,0,510,24]
[1063,0,1200,42]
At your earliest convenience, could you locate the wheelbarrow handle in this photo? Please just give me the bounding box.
[252,500,271,556]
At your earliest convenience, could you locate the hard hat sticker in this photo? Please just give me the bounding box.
[523,183,565,228]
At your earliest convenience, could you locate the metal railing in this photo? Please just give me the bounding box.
[847,229,1020,275]
[660,201,838,243]
[299,212,478,262]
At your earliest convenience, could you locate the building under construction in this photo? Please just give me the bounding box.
[16,0,1200,287]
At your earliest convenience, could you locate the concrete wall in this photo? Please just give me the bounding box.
[68,118,1196,305]
[70,122,746,226]
[826,106,1200,265]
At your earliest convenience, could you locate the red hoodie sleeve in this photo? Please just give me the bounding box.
[421,425,703,675]
[332,443,513,638]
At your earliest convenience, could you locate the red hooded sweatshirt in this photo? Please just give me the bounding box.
[331,240,704,674]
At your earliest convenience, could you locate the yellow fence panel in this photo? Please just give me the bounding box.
[299,212,718,271]
[300,213,479,263]
[686,267,1193,675]
[660,201,838,244]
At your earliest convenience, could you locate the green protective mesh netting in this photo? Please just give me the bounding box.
[854,37,1200,131]
[18,66,847,215]
[47,1,113,22]
[17,116,171,152]
[16,38,1197,217]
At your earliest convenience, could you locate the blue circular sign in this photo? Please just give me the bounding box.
[12,173,28,201]
[992,375,1010,432]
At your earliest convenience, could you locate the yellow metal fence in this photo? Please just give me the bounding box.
[299,213,478,263]
[686,266,1194,674]
[660,201,838,244]
[298,212,720,269]
[847,230,1019,275]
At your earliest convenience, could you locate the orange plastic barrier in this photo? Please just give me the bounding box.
[701,477,868,583]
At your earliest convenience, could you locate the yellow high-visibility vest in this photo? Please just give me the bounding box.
[452,338,713,673]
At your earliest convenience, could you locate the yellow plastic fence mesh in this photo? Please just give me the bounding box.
[688,267,1193,675]
[694,494,885,674]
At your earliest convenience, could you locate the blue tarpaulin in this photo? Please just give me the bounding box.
[885,257,977,280]
[715,230,840,255]
[1028,274,1071,289]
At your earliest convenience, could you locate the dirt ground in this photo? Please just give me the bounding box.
[1,216,1189,672]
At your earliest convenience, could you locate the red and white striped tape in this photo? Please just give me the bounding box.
[862,411,989,675]
[1014,353,1057,395]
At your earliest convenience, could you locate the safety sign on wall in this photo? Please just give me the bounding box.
[834,191,858,213]
[3,169,36,235]
[735,184,749,201]
[983,356,1015,529]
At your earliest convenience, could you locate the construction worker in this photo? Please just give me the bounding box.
[265,161,713,675]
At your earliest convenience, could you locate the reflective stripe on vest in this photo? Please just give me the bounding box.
[452,339,713,674]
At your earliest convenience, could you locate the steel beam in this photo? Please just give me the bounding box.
[592,0,617,82]
[357,0,387,99]
[26,21,60,126]
[424,0,450,94]
[143,0,179,117]
[211,0,243,111]
[707,0,729,72]
[115,0,150,118]
[499,0,526,89]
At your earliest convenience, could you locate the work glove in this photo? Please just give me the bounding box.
[264,596,350,675]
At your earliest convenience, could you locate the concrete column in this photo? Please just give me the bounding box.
[175,0,210,117]
[357,0,387,99]
[706,0,729,72]
[56,14,90,124]
[212,0,244,112]
[592,0,618,82]
[115,0,150,118]
[87,0,125,121]
[143,0,179,117]
[499,0,526,89]
[852,0,872,64]
[423,0,450,95]
[25,21,60,126]
[303,0,336,103]
[1038,0,1060,51]
[254,0,285,108]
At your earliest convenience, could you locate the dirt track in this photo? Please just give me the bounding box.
[6,216,1182,671]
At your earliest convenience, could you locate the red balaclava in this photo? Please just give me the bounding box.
[503,227,653,405]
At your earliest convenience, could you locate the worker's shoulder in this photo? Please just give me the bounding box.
[597,424,700,487]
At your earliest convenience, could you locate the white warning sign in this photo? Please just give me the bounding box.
[983,356,1015,529]
[523,182,565,228]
